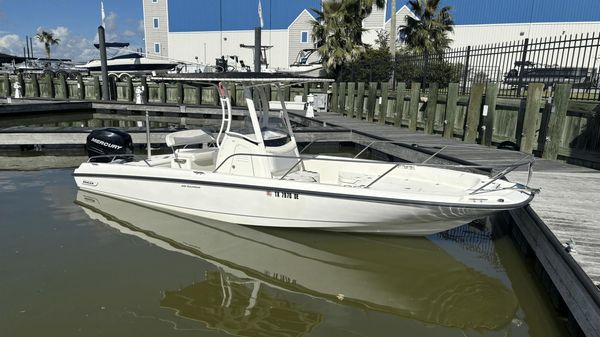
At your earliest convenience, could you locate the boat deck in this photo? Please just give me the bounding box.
[299,110,600,285]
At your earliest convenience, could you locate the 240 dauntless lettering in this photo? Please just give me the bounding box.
[90,138,122,150]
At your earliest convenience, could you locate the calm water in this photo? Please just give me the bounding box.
[0,169,568,337]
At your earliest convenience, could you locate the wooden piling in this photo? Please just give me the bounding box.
[346,82,356,118]
[464,83,485,143]
[394,82,406,127]
[176,82,184,104]
[424,82,439,134]
[482,82,499,146]
[366,82,378,123]
[443,83,459,138]
[92,76,101,100]
[2,73,9,97]
[302,83,309,102]
[330,82,338,112]
[408,82,420,131]
[338,82,347,115]
[76,74,85,99]
[543,84,571,159]
[379,82,390,125]
[521,83,544,154]
[355,82,365,119]
[159,82,167,103]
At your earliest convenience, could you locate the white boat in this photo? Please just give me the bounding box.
[73,79,536,235]
[76,52,178,74]
[75,190,519,331]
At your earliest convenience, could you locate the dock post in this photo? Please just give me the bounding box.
[443,83,459,138]
[542,84,571,160]
[366,82,378,123]
[97,26,110,100]
[424,82,439,134]
[140,76,149,103]
[408,82,420,131]
[76,73,85,99]
[31,73,41,98]
[93,76,101,100]
[16,73,25,98]
[2,73,10,97]
[125,76,134,102]
[46,73,55,98]
[176,82,184,104]
[346,82,356,118]
[338,82,347,115]
[159,82,167,103]
[379,82,390,125]
[355,82,365,119]
[57,73,68,99]
[482,82,499,146]
[302,83,309,102]
[330,83,338,113]
[394,82,406,127]
[521,83,544,154]
[464,83,485,143]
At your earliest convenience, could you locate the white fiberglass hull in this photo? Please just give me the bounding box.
[73,162,532,235]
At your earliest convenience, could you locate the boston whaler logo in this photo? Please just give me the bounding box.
[90,138,122,150]
[82,180,98,187]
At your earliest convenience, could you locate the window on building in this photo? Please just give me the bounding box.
[153,17,159,29]
[154,43,161,54]
[301,31,309,43]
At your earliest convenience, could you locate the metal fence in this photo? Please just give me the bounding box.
[398,32,600,101]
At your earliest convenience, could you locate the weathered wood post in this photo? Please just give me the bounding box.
[2,73,10,97]
[159,82,167,103]
[443,83,459,138]
[93,76,101,100]
[228,83,236,106]
[176,82,184,104]
[31,74,41,97]
[46,73,55,98]
[366,82,378,123]
[302,83,309,102]
[124,76,133,102]
[355,82,365,119]
[16,73,25,97]
[424,82,439,134]
[56,73,68,99]
[140,76,149,103]
[482,82,499,146]
[338,82,347,115]
[330,82,338,112]
[464,83,485,143]
[542,84,571,159]
[76,73,85,99]
[521,83,544,154]
[346,82,356,118]
[394,82,406,127]
[379,82,390,125]
[408,82,421,131]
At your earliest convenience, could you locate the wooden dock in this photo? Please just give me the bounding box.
[296,109,600,336]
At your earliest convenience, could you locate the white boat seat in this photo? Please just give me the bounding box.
[282,170,320,183]
[171,149,217,170]
[165,129,214,147]
[338,171,378,187]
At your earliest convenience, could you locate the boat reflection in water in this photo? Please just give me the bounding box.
[76,190,519,336]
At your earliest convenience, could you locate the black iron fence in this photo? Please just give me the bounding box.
[340,32,600,101]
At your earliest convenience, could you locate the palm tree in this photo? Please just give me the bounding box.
[312,0,385,76]
[399,0,454,55]
[35,30,60,58]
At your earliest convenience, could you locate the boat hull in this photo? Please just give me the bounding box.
[73,164,523,235]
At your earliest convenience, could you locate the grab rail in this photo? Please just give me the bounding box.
[212,152,536,191]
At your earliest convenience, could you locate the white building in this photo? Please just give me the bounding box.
[142,0,600,68]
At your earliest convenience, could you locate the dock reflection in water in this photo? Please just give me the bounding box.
[76,190,521,336]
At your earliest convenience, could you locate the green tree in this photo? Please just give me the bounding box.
[312,0,385,77]
[35,30,60,58]
[399,0,454,54]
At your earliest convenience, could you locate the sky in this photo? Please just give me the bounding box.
[1,0,600,62]
[0,0,143,62]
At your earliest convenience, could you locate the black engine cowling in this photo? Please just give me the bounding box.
[86,128,134,162]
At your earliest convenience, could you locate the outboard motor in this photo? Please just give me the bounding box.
[86,128,134,162]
